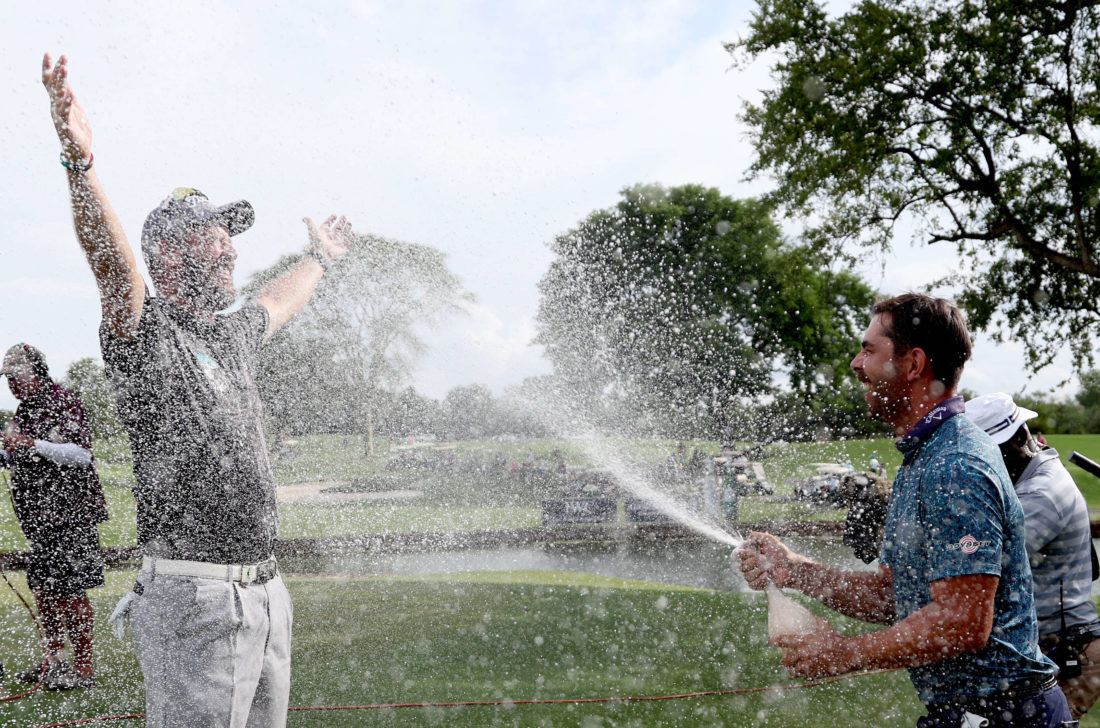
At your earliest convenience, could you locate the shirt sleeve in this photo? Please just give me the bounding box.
[1014,486,1062,561]
[919,453,1006,582]
[33,440,93,467]
[230,303,270,353]
[100,305,148,378]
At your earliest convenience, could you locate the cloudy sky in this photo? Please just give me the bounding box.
[0,1,1080,412]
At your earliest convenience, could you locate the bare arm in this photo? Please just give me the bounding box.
[254,215,357,340]
[773,573,998,678]
[42,53,145,339]
[739,531,896,623]
[785,560,896,624]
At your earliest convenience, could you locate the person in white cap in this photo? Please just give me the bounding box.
[0,343,107,690]
[966,392,1100,719]
[42,53,358,727]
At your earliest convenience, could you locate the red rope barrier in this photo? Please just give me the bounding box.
[30,714,145,727]
[27,668,900,727]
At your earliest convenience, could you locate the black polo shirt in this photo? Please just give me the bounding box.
[101,297,277,563]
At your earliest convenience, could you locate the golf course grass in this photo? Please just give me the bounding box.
[2,433,1098,551]
[2,433,1100,726]
[0,568,926,728]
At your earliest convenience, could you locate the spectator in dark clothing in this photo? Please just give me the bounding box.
[1,343,108,690]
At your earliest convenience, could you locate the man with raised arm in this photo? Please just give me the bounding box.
[738,294,1072,728]
[42,53,357,727]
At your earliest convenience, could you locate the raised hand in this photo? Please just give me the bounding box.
[42,53,93,164]
[304,215,357,263]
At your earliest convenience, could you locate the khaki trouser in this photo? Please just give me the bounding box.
[130,570,293,728]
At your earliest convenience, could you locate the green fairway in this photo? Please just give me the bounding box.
[5,572,1100,727]
[0,568,927,728]
[2,434,1099,551]
[1047,434,1100,506]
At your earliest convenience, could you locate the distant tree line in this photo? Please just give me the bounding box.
[54,355,1100,449]
[269,380,553,442]
[53,357,555,444]
[1013,370,1100,436]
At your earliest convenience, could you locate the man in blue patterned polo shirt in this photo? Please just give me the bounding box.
[739,293,1073,727]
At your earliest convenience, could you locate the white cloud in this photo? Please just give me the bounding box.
[414,303,550,399]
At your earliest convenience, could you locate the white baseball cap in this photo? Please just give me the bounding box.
[964,392,1038,445]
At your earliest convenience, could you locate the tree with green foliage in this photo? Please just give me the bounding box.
[729,0,1100,371]
[1076,369,1100,433]
[1017,369,1100,434]
[535,183,877,439]
[440,384,497,441]
[379,387,441,439]
[244,236,473,450]
[252,331,355,436]
[63,357,123,440]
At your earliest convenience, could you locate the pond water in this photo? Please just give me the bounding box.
[282,535,878,592]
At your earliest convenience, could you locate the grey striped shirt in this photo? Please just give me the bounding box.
[1015,447,1098,635]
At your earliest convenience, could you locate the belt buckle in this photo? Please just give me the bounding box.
[240,564,257,584]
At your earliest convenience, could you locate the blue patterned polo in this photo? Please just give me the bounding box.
[881,399,1056,704]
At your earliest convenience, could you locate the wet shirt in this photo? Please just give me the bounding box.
[101,297,276,563]
[881,404,1055,704]
[10,383,107,542]
[1015,447,1099,636]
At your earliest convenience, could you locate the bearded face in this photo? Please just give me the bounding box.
[851,314,913,427]
[176,224,237,312]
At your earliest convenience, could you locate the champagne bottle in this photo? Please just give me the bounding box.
[766,582,821,640]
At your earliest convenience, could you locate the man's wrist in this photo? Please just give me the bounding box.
[786,558,822,593]
[60,151,94,172]
[306,250,331,273]
[838,634,864,673]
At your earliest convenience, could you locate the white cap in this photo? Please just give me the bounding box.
[964,392,1038,445]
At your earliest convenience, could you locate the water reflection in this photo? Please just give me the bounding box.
[283,535,877,592]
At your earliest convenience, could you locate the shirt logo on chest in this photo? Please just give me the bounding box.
[191,349,230,395]
[193,352,221,371]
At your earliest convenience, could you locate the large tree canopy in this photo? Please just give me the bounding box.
[535,184,877,439]
[244,235,473,443]
[729,0,1100,369]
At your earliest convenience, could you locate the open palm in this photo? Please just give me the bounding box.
[42,53,92,162]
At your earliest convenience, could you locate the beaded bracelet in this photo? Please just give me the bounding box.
[60,153,94,172]
[307,250,331,273]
